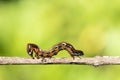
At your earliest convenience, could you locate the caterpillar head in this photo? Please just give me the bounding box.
[27,43,41,59]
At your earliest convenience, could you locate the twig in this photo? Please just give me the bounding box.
[0,56,120,66]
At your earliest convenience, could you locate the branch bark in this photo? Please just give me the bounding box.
[0,56,120,66]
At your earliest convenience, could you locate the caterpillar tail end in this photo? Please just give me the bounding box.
[72,50,84,59]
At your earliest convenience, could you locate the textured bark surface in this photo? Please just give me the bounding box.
[0,56,120,66]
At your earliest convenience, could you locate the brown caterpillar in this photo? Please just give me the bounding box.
[27,42,84,61]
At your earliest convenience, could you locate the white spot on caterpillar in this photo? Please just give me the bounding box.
[28,45,31,49]
[62,43,66,46]
[39,49,42,51]
[69,45,72,48]
[29,52,32,55]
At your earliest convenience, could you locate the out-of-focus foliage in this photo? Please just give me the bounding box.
[0,0,120,80]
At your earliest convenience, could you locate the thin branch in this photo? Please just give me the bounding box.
[0,56,120,66]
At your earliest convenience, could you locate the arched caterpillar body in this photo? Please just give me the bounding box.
[27,42,84,61]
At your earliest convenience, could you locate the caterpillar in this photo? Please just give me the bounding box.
[27,42,84,61]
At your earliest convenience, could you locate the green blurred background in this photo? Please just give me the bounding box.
[0,0,120,80]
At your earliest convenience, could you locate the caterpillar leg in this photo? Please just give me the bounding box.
[78,56,82,59]
[41,57,47,62]
[35,54,40,59]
